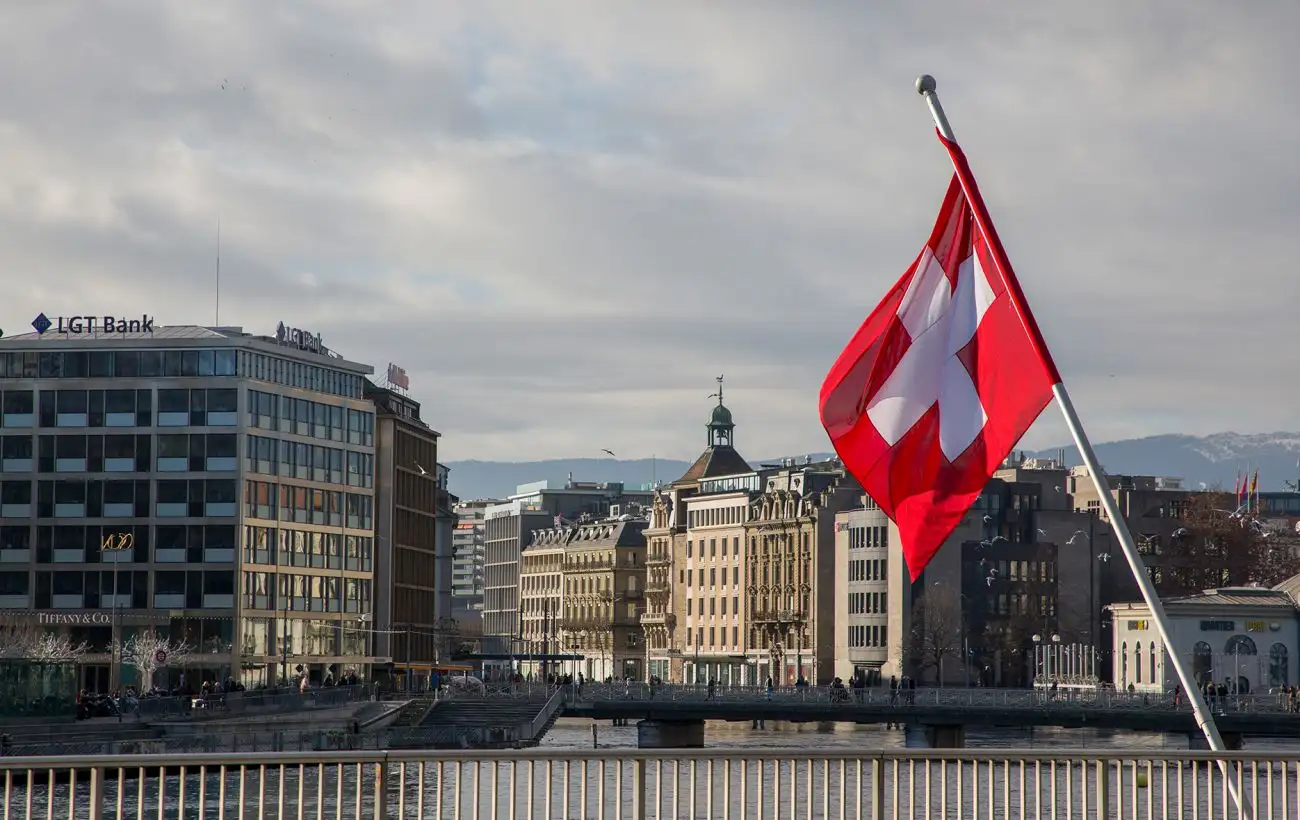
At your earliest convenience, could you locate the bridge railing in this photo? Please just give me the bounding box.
[568,682,1298,714]
[0,747,1287,819]
[128,684,368,720]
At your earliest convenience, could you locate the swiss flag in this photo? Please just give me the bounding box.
[820,133,1060,581]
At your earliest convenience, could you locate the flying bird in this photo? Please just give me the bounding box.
[983,515,994,523]
[413,462,428,476]
[601,449,616,457]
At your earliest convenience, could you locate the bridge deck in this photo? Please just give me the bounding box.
[555,683,1300,737]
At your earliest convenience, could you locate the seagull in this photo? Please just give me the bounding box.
[1037,528,1048,537]
[413,462,428,476]
[983,515,994,523]
[601,449,616,457]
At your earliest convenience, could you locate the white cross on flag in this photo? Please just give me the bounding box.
[820,133,1061,580]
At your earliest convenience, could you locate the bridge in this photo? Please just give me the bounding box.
[0,746,1291,819]
[558,683,1300,749]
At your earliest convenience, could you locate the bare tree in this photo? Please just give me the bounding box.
[1157,493,1300,596]
[0,622,41,659]
[117,631,192,688]
[0,623,88,661]
[903,585,962,682]
[30,632,90,663]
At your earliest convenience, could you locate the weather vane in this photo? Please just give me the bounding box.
[708,374,724,405]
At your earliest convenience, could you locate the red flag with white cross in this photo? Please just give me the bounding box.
[820,133,1061,581]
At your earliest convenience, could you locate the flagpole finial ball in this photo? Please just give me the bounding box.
[916,75,937,95]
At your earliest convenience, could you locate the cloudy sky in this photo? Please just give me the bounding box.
[3,2,1297,462]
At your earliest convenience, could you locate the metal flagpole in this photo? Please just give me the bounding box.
[915,74,1251,818]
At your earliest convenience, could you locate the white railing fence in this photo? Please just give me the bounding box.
[0,748,1291,820]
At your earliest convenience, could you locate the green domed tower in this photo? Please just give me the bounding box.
[707,376,735,448]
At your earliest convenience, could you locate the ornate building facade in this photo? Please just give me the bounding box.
[642,492,676,682]
[559,517,648,681]
[517,526,566,678]
[643,379,759,684]
[745,462,861,686]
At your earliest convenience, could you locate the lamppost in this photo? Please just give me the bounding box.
[100,531,133,694]
[280,573,292,687]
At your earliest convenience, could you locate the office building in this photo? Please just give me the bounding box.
[0,319,379,691]
[833,495,892,684]
[366,381,456,688]
[452,499,496,612]
[882,454,1197,686]
[743,459,860,686]
[481,478,651,657]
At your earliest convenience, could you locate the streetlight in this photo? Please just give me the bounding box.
[100,531,133,695]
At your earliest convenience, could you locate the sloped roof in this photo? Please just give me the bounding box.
[1273,572,1300,606]
[1166,587,1295,608]
[674,446,753,485]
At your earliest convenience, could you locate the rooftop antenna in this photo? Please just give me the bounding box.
[214,218,221,326]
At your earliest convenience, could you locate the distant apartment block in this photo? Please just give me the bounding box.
[452,499,496,611]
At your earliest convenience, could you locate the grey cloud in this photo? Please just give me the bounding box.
[2,1,1298,461]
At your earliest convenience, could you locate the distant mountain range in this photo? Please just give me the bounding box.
[444,431,1300,502]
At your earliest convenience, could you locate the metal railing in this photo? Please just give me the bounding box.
[129,684,368,720]
[0,748,1291,819]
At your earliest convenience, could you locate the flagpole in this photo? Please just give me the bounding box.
[915,74,1251,814]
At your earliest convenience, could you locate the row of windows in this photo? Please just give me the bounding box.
[239,350,363,400]
[679,566,742,586]
[980,560,1057,584]
[0,349,238,380]
[241,571,372,613]
[688,506,747,529]
[848,559,887,583]
[242,525,374,572]
[848,624,888,649]
[686,595,740,617]
[0,478,237,518]
[684,625,740,650]
[0,348,366,405]
[243,481,374,529]
[3,433,150,473]
[240,617,369,657]
[987,593,1057,617]
[848,591,887,615]
[847,526,889,550]
[0,389,238,429]
[747,561,811,588]
[686,536,740,559]
[0,433,239,475]
[245,435,374,487]
[0,524,234,563]
[248,390,373,446]
[0,568,234,609]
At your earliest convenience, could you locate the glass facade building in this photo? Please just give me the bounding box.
[0,324,378,691]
